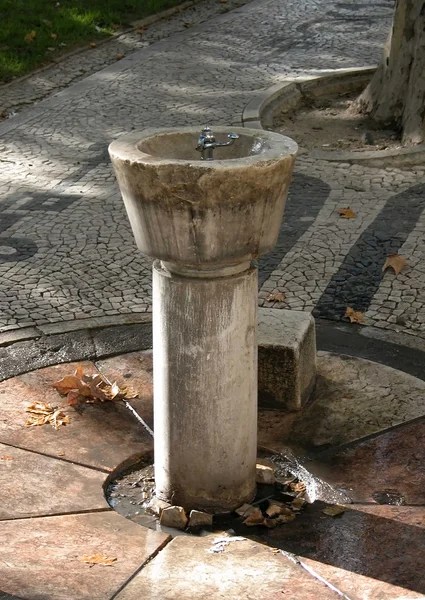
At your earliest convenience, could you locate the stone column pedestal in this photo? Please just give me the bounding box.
[109,126,297,513]
[153,261,257,512]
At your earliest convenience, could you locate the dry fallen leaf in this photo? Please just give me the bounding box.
[290,481,306,496]
[82,553,117,566]
[382,254,407,275]
[338,207,356,219]
[322,505,346,517]
[25,402,70,430]
[89,42,97,48]
[344,306,365,324]
[51,33,57,39]
[291,498,306,510]
[24,30,37,43]
[266,292,285,302]
[115,54,125,60]
[0,455,13,461]
[53,366,138,406]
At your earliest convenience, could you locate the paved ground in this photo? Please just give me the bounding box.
[1,350,425,599]
[0,0,250,118]
[3,0,417,344]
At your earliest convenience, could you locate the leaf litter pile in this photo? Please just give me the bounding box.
[53,365,137,406]
[25,402,70,430]
[24,365,138,430]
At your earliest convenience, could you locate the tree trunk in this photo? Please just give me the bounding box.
[355,0,425,145]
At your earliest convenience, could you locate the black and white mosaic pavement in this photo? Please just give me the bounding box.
[3,0,424,342]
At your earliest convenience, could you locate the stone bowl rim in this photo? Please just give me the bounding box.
[108,126,298,168]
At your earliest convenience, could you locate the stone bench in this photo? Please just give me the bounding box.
[258,308,316,411]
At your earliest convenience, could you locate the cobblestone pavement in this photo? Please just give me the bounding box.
[0,0,251,117]
[4,0,423,342]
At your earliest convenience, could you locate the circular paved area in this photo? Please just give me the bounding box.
[1,349,425,599]
[4,0,424,343]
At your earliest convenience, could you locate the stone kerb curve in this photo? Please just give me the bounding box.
[242,66,425,168]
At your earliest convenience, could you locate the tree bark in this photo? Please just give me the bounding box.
[355,0,425,145]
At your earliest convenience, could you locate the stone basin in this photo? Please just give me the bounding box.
[109,127,297,270]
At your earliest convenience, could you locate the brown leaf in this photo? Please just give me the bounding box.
[89,42,97,48]
[135,28,145,34]
[51,33,57,39]
[67,390,80,406]
[243,508,264,526]
[112,23,120,30]
[53,366,138,406]
[382,254,407,275]
[24,30,37,43]
[25,402,69,430]
[289,481,306,495]
[266,292,285,302]
[1,455,13,460]
[322,505,346,517]
[119,386,138,400]
[338,207,356,219]
[115,54,125,61]
[276,512,296,523]
[291,498,306,510]
[53,375,84,395]
[25,401,55,415]
[344,306,365,324]
[81,553,117,566]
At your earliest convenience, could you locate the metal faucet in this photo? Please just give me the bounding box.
[196,126,239,160]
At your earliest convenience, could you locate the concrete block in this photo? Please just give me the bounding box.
[258,308,316,411]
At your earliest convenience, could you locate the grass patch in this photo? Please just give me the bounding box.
[0,0,184,82]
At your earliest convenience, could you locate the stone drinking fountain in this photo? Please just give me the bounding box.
[109,126,297,514]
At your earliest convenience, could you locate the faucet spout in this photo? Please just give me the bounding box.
[196,127,239,160]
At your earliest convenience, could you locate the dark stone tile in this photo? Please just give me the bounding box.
[307,418,425,504]
[0,361,153,471]
[243,502,425,599]
[0,443,107,519]
[0,511,170,600]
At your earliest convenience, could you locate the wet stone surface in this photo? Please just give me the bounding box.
[305,416,425,505]
[106,452,347,535]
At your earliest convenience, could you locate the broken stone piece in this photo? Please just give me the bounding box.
[256,459,276,485]
[146,496,171,517]
[160,506,188,530]
[265,504,284,518]
[235,503,258,518]
[188,510,213,529]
